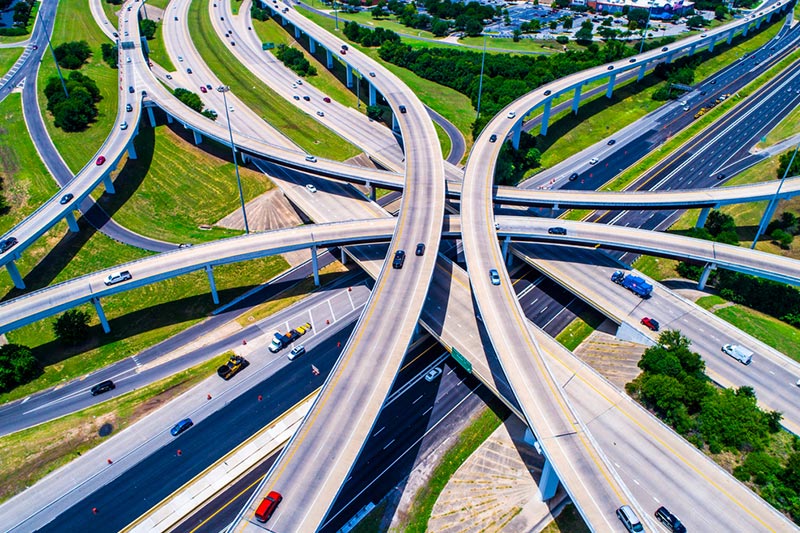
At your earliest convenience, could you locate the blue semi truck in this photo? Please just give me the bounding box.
[611,270,653,298]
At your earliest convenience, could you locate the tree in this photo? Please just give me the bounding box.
[705,209,735,236]
[100,43,118,68]
[174,88,204,113]
[53,309,92,346]
[771,228,793,249]
[366,105,383,121]
[556,35,568,44]
[686,15,706,28]
[512,28,521,42]
[575,25,593,44]
[139,19,157,40]
[562,17,573,29]
[778,150,800,181]
[714,5,727,19]
[464,17,483,37]
[698,387,773,452]
[0,344,41,392]
[431,18,449,37]
[53,41,92,69]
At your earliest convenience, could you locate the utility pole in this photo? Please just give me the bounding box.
[217,86,250,234]
[476,34,487,120]
[41,15,69,98]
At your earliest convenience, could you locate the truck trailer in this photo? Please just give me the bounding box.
[611,270,653,298]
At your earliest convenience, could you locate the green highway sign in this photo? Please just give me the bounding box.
[451,347,472,373]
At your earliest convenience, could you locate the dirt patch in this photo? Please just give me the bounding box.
[572,330,645,389]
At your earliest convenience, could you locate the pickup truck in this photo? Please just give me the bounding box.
[104,270,132,286]
[269,328,303,353]
[217,355,248,380]
[611,270,653,298]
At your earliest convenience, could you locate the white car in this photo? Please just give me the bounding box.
[126,56,131,63]
[507,111,516,119]
[589,157,599,165]
[425,367,442,382]
[306,184,317,193]
[288,345,306,360]
[316,110,324,117]
[178,55,183,62]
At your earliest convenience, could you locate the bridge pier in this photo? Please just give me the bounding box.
[501,235,511,264]
[65,211,80,232]
[127,141,137,160]
[369,83,376,106]
[696,207,711,228]
[524,428,560,500]
[752,197,779,246]
[767,11,774,22]
[346,64,353,88]
[665,52,674,64]
[326,49,333,69]
[294,26,301,39]
[707,38,715,53]
[166,113,173,124]
[638,63,647,81]
[742,23,749,37]
[311,245,320,286]
[756,18,763,29]
[6,260,24,289]
[689,43,697,56]
[606,73,616,98]
[571,83,582,114]
[193,130,203,145]
[280,15,286,25]
[727,29,735,45]
[391,112,400,133]
[698,263,716,291]
[147,106,157,128]
[92,297,111,333]
[365,181,376,201]
[340,246,347,265]
[511,120,522,150]
[309,38,316,54]
[205,265,219,305]
[540,99,552,137]
[103,175,116,195]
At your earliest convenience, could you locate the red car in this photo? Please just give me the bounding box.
[641,317,660,331]
[95,156,106,165]
[200,86,207,93]
[323,97,331,103]
[255,491,282,523]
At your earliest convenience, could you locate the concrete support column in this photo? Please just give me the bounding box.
[92,297,111,334]
[606,73,616,99]
[742,23,749,37]
[346,64,353,88]
[6,260,24,289]
[311,245,320,286]
[511,120,522,150]
[501,235,510,264]
[540,99,553,137]
[127,141,137,160]
[206,265,219,305]
[309,38,316,54]
[665,52,674,64]
[326,49,333,69]
[341,247,347,265]
[391,112,400,133]
[638,63,647,81]
[166,113,173,124]
[294,26,301,39]
[571,83,582,114]
[708,38,715,53]
[193,130,202,145]
[241,153,249,164]
[698,263,716,291]
[147,106,156,128]
[767,11,774,22]
[369,83,376,106]
[727,29,735,45]
[538,458,560,501]
[696,207,711,228]
[281,15,286,25]
[756,18,763,29]
[689,43,697,56]
[365,181,375,201]
[752,198,779,246]
[65,211,80,232]
[103,175,115,195]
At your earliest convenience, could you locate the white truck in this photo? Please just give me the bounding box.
[722,344,753,365]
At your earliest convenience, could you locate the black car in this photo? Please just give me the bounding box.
[90,380,115,396]
[392,250,406,269]
[415,243,425,256]
[186,68,193,74]
[398,105,407,114]
[607,139,616,145]
[548,227,567,235]
[607,65,614,70]
[628,58,636,63]
[128,86,134,93]
[661,46,669,51]
[568,172,579,181]
[126,103,133,112]
[489,134,497,143]
[303,95,310,101]
[59,193,74,205]
[543,90,551,96]
[716,173,726,180]
[654,506,686,533]
[0,237,18,253]
[171,418,193,436]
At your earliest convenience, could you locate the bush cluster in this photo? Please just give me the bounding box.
[274,44,317,77]
[54,41,92,69]
[44,71,102,132]
[101,42,118,69]
[0,344,41,393]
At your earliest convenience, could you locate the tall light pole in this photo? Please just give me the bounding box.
[41,15,69,98]
[334,0,339,30]
[217,85,250,234]
[751,143,799,248]
[638,3,653,55]
[475,34,487,120]
[356,69,360,108]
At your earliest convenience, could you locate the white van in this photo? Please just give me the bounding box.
[722,344,753,365]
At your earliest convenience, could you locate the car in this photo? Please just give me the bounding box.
[424,367,442,382]
[654,506,686,533]
[174,16,178,20]
[489,269,501,286]
[399,105,407,113]
[716,173,726,180]
[178,243,193,248]
[59,193,74,205]
[104,270,132,285]
[661,46,669,51]
[0,237,18,254]
[141,90,147,97]
[220,16,224,20]
[126,56,131,63]
[548,227,567,235]
[178,56,184,62]
[701,33,707,37]
[616,505,644,532]
[170,418,193,437]
[641,317,660,331]
[341,44,348,51]
[415,242,425,256]
[305,184,317,193]
[112,32,118,37]
[124,31,129,36]
[187,68,193,74]
[254,491,282,523]
[303,95,310,101]
[217,355,248,380]
[305,155,317,163]
[200,86,207,93]
[316,110,324,117]
[296,79,303,85]
[128,86,134,93]
[607,139,616,145]
[166,74,173,80]
[568,172,579,181]
[96,156,106,165]
[120,122,128,130]
[288,345,306,360]
[392,250,406,269]
[291,83,297,89]
[230,41,235,46]
[323,96,331,103]
[368,71,376,77]
[489,134,497,143]
[126,103,132,112]
[339,49,346,55]
[31,44,38,50]
[710,79,717,84]
[628,58,636,63]
[543,89,551,96]
[507,111,516,119]
[206,84,212,90]
[607,65,614,70]
[90,380,115,396]
[589,157,599,165]
[293,95,300,100]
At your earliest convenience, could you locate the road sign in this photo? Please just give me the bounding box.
[451,347,472,373]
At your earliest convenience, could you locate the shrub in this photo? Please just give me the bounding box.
[53,309,92,346]
[53,41,92,69]
[0,344,42,393]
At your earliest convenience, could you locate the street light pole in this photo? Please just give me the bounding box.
[475,34,487,120]
[356,69,360,108]
[751,143,799,248]
[334,0,339,30]
[217,85,250,234]
[639,4,653,55]
[41,15,69,98]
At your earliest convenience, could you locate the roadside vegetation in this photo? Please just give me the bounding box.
[555,309,604,351]
[627,330,800,525]
[0,47,22,77]
[0,352,230,503]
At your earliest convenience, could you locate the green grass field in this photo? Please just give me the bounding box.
[0,48,22,78]
[763,102,800,146]
[100,0,119,31]
[93,123,273,243]
[632,255,681,282]
[459,35,581,54]
[37,0,119,173]
[188,0,359,160]
[556,310,604,351]
[0,93,58,234]
[146,22,176,73]
[329,9,437,40]
[710,303,800,363]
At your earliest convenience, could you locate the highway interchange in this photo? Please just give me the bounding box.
[0,0,800,530]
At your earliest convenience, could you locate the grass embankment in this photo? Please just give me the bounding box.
[556,309,605,351]
[458,35,581,54]
[400,406,507,531]
[763,101,800,145]
[0,352,229,503]
[93,122,273,243]
[695,295,800,362]
[100,0,119,31]
[325,9,437,40]
[146,21,176,73]
[188,0,359,160]
[0,93,58,233]
[37,0,119,173]
[0,48,22,77]
[297,6,475,157]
